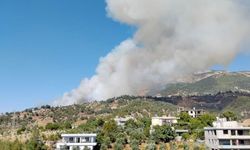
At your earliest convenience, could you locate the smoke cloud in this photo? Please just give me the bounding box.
[54,0,250,105]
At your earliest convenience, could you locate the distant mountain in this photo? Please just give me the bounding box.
[159,71,250,96]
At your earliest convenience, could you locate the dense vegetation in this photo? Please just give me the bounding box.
[0,91,248,149]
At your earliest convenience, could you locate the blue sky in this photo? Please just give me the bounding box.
[0,0,249,113]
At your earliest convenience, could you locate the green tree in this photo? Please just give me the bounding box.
[100,144,108,150]
[129,128,146,142]
[182,133,190,141]
[152,125,175,143]
[62,121,72,129]
[190,118,202,132]
[114,140,123,150]
[130,139,140,150]
[221,111,237,121]
[116,133,126,144]
[198,113,216,126]
[45,123,60,130]
[102,136,111,148]
[125,119,139,129]
[177,112,191,129]
[103,120,118,142]
[179,112,191,122]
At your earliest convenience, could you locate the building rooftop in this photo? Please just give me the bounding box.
[61,133,97,137]
[152,116,179,119]
[204,118,250,130]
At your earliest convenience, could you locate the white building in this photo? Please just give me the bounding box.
[204,118,250,150]
[56,133,97,150]
[151,116,178,127]
[178,107,204,118]
[114,116,134,126]
[150,116,179,134]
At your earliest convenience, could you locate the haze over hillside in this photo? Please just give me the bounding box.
[158,70,250,96]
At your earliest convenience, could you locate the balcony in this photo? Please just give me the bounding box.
[60,137,95,144]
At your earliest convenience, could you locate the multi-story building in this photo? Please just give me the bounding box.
[178,107,205,118]
[151,116,178,127]
[204,118,250,150]
[114,116,134,126]
[56,133,97,150]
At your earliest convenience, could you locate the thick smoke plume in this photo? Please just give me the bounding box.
[54,0,250,105]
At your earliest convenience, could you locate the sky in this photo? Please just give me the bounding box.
[0,0,249,113]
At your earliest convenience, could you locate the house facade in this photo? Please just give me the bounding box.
[151,116,178,127]
[178,107,204,118]
[114,116,134,126]
[204,118,250,150]
[150,116,178,133]
[56,133,97,150]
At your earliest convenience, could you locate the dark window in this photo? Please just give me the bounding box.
[238,130,243,135]
[214,130,217,135]
[223,130,228,134]
[85,137,90,142]
[231,130,236,135]
[77,137,80,143]
[239,140,245,145]
[69,137,74,142]
[232,139,237,145]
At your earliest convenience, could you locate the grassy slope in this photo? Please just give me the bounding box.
[111,98,177,117]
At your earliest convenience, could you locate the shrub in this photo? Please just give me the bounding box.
[152,125,175,143]
[114,141,123,150]
[45,123,60,130]
[130,139,139,150]
[17,126,26,135]
[145,140,156,150]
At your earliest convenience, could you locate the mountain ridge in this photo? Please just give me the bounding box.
[158,70,250,96]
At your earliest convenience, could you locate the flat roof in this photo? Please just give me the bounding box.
[175,129,189,133]
[204,127,250,130]
[152,116,179,119]
[61,133,97,137]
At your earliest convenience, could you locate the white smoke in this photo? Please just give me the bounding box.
[54,0,250,105]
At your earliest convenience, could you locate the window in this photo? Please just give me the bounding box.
[231,130,236,135]
[238,130,243,135]
[219,139,230,145]
[60,146,70,150]
[239,140,245,145]
[232,139,237,145]
[85,137,90,142]
[214,130,217,135]
[69,137,74,142]
[223,130,228,134]
[77,137,80,143]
